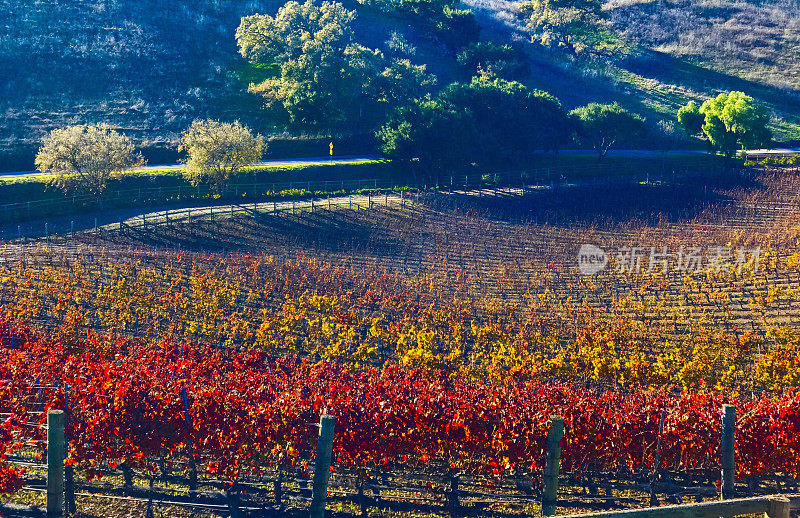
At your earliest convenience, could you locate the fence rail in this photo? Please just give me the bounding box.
[561,495,795,518]
[3,159,727,241]
[0,156,717,226]
[0,177,395,224]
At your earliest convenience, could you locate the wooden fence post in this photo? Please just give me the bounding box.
[226,483,242,518]
[448,470,460,518]
[146,476,155,518]
[721,404,735,500]
[180,388,198,493]
[358,481,367,516]
[542,415,564,517]
[47,409,65,517]
[649,409,666,506]
[64,385,75,516]
[274,472,283,507]
[310,415,336,518]
[357,468,368,516]
[766,496,790,518]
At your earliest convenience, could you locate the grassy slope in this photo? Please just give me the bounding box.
[3,0,800,174]
[464,0,800,142]
[0,0,457,172]
[608,0,800,141]
[0,0,280,169]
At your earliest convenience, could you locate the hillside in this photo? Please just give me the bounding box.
[2,0,800,171]
[463,0,800,142]
[608,0,800,139]
[0,0,468,171]
[0,0,284,169]
[610,0,800,90]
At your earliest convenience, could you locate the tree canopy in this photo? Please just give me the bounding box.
[569,102,646,159]
[236,0,435,130]
[377,99,480,179]
[237,0,373,129]
[456,42,530,80]
[678,93,772,157]
[440,77,570,161]
[179,120,265,189]
[521,0,615,56]
[357,0,479,50]
[701,92,771,157]
[35,123,142,194]
[677,101,704,136]
[375,58,438,106]
[377,77,572,175]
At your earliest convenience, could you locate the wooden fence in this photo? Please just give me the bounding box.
[34,403,799,518]
[1,156,718,226]
[561,495,795,518]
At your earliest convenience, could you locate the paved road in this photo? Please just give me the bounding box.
[7,149,798,179]
[744,148,800,155]
[0,155,384,178]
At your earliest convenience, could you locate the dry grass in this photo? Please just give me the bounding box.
[608,0,800,89]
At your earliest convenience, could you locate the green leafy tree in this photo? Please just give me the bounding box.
[529,90,573,154]
[385,32,417,57]
[456,42,530,80]
[179,120,265,190]
[521,0,612,56]
[435,6,480,50]
[236,0,378,129]
[358,0,478,50]
[698,92,771,158]
[378,78,572,173]
[570,102,646,159]
[237,0,435,130]
[439,77,570,163]
[375,58,438,105]
[677,101,704,136]
[35,123,143,194]
[377,100,480,179]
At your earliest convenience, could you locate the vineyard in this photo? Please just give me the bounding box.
[3,164,800,515]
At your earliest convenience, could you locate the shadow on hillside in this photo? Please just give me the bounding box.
[623,49,800,113]
[70,170,765,255]
[104,208,410,257]
[436,170,757,228]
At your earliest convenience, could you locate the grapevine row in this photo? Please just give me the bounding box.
[1,317,800,494]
